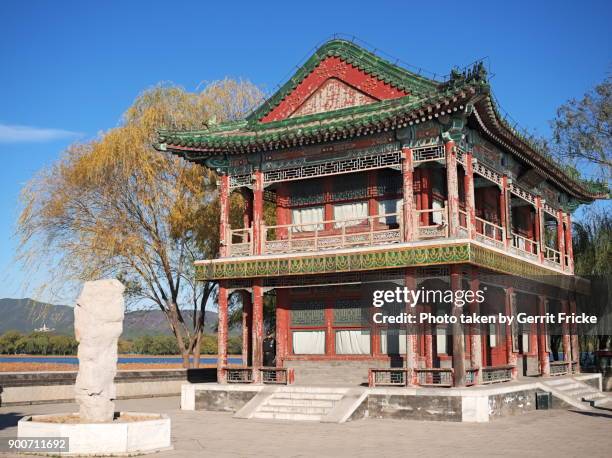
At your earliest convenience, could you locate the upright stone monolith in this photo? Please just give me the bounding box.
[74,279,125,422]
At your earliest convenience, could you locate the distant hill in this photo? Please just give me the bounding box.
[0,298,226,339]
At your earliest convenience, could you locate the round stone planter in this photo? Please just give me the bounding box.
[18,412,172,456]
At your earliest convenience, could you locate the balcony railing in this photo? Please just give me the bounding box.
[263,213,403,255]
[414,368,454,387]
[228,228,253,257]
[510,232,539,258]
[225,366,254,383]
[465,368,479,386]
[260,367,294,384]
[549,361,570,376]
[415,205,448,240]
[481,365,514,384]
[544,246,562,266]
[221,206,570,273]
[474,217,505,248]
[368,368,409,387]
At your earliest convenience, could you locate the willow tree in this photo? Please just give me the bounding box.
[17,79,263,367]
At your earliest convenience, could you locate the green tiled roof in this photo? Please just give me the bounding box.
[246,39,440,122]
[157,80,482,152]
[155,39,608,202]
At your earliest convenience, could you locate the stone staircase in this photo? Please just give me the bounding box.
[542,377,611,410]
[251,387,348,421]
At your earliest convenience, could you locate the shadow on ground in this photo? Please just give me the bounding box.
[0,412,24,431]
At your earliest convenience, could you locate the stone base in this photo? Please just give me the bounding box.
[18,412,172,456]
[182,374,604,423]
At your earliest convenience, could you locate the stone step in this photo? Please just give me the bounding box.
[252,411,324,421]
[275,386,348,394]
[564,388,596,398]
[272,392,344,401]
[592,397,612,408]
[266,398,337,408]
[259,405,331,415]
[557,382,582,391]
[545,378,577,387]
[582,392,606,401]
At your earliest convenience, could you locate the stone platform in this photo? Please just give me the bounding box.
[180,373,605,423]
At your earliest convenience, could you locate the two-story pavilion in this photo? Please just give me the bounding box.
[156,40,607,388]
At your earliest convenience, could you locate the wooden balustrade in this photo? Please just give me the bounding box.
[224,367,254,383]
[228,228,253,257]
[474,216,505,247]
[549,361,570,376]
[259,367,294,384]
[544,246,562,265]
[414,368,454,387]
[263,212,403,254]
[415,204,448,240]
[481,365,513,384]
[224,367,295,384]
[222,200,570,273]
[465,368,479,386]
[368,368,409,387]
[511,232,539,257]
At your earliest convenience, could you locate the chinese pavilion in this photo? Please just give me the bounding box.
[156,40,607,388]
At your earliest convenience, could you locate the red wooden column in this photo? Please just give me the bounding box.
[505,288,518,379]
[569,297,580,373]
[241,290,252,367]
[368,169,378,220]
[275,183,290,240]
[557,210,566,271]
[401,146,415,242]
[561,300,571,363]
[252,170,264,255]
[252,280,264,382]
[424,303,434,369]
[469,266,483,384]
[537,295,550,376]
[534,197,545,263]
[464,153,476,239]
[565,213,574,273]
[445,140,460,237]
[499,177,510,248]
[217,281,229,383]
[405,267,418,383]
[450,265,466,386]
[275,288,289,367]
[419,169,432,225]
[243,189,253,243]
[219,174,230,257]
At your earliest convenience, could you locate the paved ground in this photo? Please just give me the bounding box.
[1,397,611,457]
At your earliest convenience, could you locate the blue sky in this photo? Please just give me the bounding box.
[0,0,610,302]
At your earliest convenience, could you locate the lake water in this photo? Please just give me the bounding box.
[0,356,242,365]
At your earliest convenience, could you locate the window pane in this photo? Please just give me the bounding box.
[335,330,371,355]
[333,202,368,228]
[292,206,324,232]
[292,331,326,354]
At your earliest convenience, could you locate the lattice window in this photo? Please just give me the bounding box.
[263,149,401,184]
[412,145,445,164]
[291,301,325,326]
[229,174,252,189]
[333,299,365,325]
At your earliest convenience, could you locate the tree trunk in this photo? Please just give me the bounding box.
[193,332,202,368]
[181,351,191,369]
